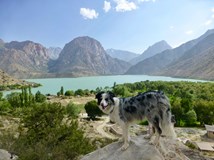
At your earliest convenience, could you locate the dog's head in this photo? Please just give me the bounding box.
[95,91,115,114]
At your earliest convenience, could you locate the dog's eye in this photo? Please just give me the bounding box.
[105,98,108,101]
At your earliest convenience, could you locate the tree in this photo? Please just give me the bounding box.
[35,91,46,103]
[13,102,95,160]
[184,110,197,126]
[60,86,64,95]
[85,100,103,120]
[65,90,74,96]
[0,92,3,101]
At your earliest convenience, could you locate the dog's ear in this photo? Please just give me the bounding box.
[95,91,104,99]
[107,91,115,98]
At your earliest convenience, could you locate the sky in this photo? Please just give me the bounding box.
[0,0,214,54]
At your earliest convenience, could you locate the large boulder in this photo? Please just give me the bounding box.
[0,149,17,160]
[81,135,190,160]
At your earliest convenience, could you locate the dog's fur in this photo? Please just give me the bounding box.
[96,91,176,150]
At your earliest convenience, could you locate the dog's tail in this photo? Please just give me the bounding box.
[159,95,176,139]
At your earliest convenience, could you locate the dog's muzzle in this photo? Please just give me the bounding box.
[101,103,108,110]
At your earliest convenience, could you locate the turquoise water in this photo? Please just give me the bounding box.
[3,75,207,96]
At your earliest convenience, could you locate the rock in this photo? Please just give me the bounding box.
[0,149,18,160]
[81,135,190,160]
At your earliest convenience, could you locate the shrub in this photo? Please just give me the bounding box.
[64,90,74,96]
[12,102,95,160]
[84,100,103,120]
[66,102,81,118]
[35,91,46,103]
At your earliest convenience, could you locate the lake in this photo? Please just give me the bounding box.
[3,75,207,96]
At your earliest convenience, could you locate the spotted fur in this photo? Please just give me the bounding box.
[96,90,176,150]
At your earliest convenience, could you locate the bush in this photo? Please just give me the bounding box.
[66,102,81,118]
[84,100,103,120]
[35,91,46,103]
[12,102,95,160]
[65,90,74,96]
[184,110,197,126]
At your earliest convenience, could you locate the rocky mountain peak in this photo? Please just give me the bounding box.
[5,40,49,59]
[49,36,131,77]
[130,40,172,65]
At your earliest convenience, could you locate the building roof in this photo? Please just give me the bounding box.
[205,124,214,132]
[196,142,214,152]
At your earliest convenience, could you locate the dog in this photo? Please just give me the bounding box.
[96,91,176,150]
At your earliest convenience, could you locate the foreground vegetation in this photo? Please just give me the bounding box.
[0,88,96,160]
[111,81,214,127]
[0,80,214,159]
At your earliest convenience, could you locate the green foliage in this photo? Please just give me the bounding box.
[6,86,35,108]
[85,100,103,120]
[113,81,214,127]
[75,89,84,96]
[113,85,131,97]
[194,100,214,125]
[0,91,3,100]
[64,90,74,96]
[12,102,95,160]
[66,102,81,118]
[184,110,197,126]
[60,86,64,95]
[35,91,46,103]
[0,100,12,114]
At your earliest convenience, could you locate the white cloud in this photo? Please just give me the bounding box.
[185,30,193,35]
[212,7,214,12]
[170,26,174,30]
[114,0,137,12]
[103,1,111,12]
[80,8,99,19]
[138,0,156,3]
[205,20,212,26]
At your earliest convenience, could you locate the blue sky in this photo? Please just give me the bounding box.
[0,0,214,53]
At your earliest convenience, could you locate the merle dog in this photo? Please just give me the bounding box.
[96,91,176,150]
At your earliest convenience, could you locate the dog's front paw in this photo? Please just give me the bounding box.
[120,143,129,151]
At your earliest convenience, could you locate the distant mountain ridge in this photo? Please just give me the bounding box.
[129,40,172,65]
[47,47,62,60]
[0,40,50,78]
[106,49,139,62]
[126,29,214,80]
[1,29,214,80]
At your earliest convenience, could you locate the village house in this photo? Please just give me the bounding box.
[205,124,214,139]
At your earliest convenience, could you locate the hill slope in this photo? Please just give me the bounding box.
[126,29,214,80]
[0,40,50,78]
[106,49,139,62]
[49,36,131,77]
[129,40,172,65]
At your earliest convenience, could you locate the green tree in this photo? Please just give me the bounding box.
[75,89,84,96]
[35,91,46,103]
[60,86,64,95]
[64,90,74,96]
[0,92,3,101]
[85,100,103,120]
[66,102,80,118]
[184,110,197,126]
[13,102,95,160]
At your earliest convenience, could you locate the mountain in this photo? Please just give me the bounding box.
[160,32,214,80]
[47,47,62,60]
[0,40,50,78]
[0,69,37,87]
[126,29,214,79]
[49,36,131,77]
[106,49,139,62]
[129,40,172,65]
